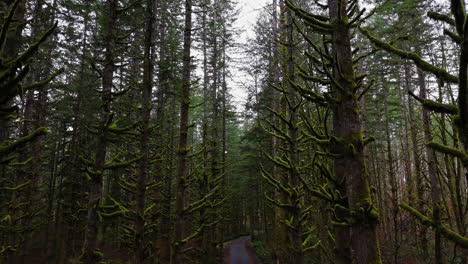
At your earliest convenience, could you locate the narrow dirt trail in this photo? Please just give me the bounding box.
[224,236,261,264]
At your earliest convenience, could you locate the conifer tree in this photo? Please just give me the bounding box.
[360,0,468,251]
[285,0,383,263]
[0,1,60,262]
[174,0,193,262]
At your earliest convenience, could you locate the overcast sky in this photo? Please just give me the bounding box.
[230,0,270,112]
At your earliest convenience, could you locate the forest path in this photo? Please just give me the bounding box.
[224,236,261,264]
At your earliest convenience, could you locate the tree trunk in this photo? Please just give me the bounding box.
[383,84,399,264]
[328,0,381,263]
[82,0,117,262]
[134,0,154,262]
[200,0,210,261]
[173,0,192,262]
[417,69,442,264]
[284,5,303,263]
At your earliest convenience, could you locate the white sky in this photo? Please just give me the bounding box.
[230,0,270,112]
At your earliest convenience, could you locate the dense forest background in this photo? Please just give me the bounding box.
[0,0,467,263]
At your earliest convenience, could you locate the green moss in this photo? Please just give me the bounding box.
[93,249,104,259]
[427,11,455,26]
[360,27,458,84]
[400,203,468,247]
[421,99,458,114]
[443,29,461,43]
[363,136,376,146]
[368,207,380,222]
[0,127,47,154]
[331,220,350,227]
[334,203,349,220]
[428,142,468,167]
[4,180,31,191]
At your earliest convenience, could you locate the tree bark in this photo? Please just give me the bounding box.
[134,0,154,262]
[82,0,117,262]
[328,0,382,263]
[405,64,428,253]
[173,0,192,262]
[383,84,399,264]
[417,69,443,264]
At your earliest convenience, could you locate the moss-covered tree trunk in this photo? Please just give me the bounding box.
[328,0,382,263]
[82,0,117,262]
[173,0,192,262]
[273,1,288,262]
[134,0,154,262]
[155,1,171,261]
[284,5,303,263]
[200,0,210,261]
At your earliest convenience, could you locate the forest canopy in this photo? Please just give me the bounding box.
[0,0,467,264]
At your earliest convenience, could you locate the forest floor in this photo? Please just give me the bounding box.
[223,236,261,264]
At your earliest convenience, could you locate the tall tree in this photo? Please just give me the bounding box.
[287,0,383,263]
[361,0,468,250]
[81,0,117,261]
[174,0,193,262]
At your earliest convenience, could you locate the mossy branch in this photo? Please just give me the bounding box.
[286,0,332,33]
[9,22,58,70]
[104,155,141,170]
[80,155,94,166]
[261,120,290,143]
[179,224,204,245]
[183,185,220,214]
[349,8,366,27]
[260,144,292,170]
[427,11,456,26]
[0,0,21,56]
[353,50,377,66]
[400,203,468,248]
[302,131,330,146]
[293,20,331,60]
[118,180,136,194]
[303,240,321,252]
[360,27,459,84]
[298,173,333,202]
[297,69,330,85]
[22,68,64,91]
[444,29,461,43]
[264,192,294,209]
[408,90,458,114]
[4,180,31,191]
[363,136,376,146]
[287,0,330,27]
[0,65,30,104]
[357,79,374,101]
[261,165,291,196]
[428,142,468,167]
[8,157,32,166]
[0,127,47,155]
